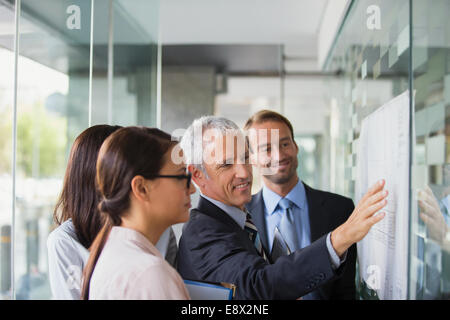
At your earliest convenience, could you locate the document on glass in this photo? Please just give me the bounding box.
[355,90,410,300]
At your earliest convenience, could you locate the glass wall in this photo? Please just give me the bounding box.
[325,0,410,299]
[295,135,324,189]
[0,0,16,300]
[90,0,159,128]
[325,0,450,299]
[410,0,450,299]
[0,0,160,300]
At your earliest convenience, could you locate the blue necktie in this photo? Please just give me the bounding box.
[277,198,298,253]
[272,198,319,300]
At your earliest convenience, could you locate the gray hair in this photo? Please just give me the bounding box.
[180,116,240,175]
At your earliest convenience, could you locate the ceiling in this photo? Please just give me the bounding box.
[162,44,282,74]
[160,0,328,54]
[159,0,330,74]
[0,0,333,74]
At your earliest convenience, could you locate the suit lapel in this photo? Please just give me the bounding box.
[197,197,244,233]
[304,183,328,242]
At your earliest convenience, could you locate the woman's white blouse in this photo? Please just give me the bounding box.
[47,220,179,299]
[88,226,189,300]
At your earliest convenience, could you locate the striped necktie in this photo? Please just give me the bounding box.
[244,209,268,261]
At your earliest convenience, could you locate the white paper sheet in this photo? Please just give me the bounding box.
[356,90,410,300]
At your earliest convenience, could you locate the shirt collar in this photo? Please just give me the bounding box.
[262,179,306,216]
[109,226,163,258]
[200,194,247,229]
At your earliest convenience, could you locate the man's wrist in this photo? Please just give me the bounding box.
[331,225,350,257]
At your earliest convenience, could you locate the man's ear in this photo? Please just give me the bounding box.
[188,164,205,188]
[130,175,150,202]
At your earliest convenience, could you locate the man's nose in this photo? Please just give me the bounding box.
[270,145,281,164]
[235,163,250,179]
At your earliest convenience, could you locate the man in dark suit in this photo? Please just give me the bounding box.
[246,188,355,299]
[245,110,357,299]
[177,115,387,300]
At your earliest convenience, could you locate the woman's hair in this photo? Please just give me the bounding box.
[53,125,122,249]
[80,126,177,300]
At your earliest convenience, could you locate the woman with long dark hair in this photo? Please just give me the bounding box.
[47,125,179,299]
[81,127,194,299]
[48,125,121,300]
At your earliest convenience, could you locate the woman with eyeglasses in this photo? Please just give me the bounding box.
[81,126,195,299]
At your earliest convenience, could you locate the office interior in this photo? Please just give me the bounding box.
[0,0,449,300]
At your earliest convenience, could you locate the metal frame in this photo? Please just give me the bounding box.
[11,0,20,300]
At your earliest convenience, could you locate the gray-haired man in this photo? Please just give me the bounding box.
[176,115,388,299]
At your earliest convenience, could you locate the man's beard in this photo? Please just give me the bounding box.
[262,157,298,185]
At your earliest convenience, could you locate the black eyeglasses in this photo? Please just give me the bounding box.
[149,172,192,189]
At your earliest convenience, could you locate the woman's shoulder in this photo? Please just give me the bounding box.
[47,219,88,259]
[48,220,77,243]
[103,238,171,278]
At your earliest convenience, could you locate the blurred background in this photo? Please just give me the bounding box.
[0,0,449,299]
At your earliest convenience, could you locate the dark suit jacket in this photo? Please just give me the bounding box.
[246,183,356,300]
[177,196,348,300]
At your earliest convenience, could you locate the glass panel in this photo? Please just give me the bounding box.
[0,0,16,300]
[15,0,91,299]
[325,0,411,299]
[113,0,159,127]
[410,0,450,300]
[10,0,160,300]
[295,135,323,188]
[91,0,159,127]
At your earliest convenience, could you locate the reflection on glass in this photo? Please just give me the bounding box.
[3,0,160,300]
[325,0,410,299]
[15,0,89,299]
[411,0,450,299]
[326,0,450,300]
[0,0,15,301]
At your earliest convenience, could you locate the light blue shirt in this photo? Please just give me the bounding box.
[262,180,345,269]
